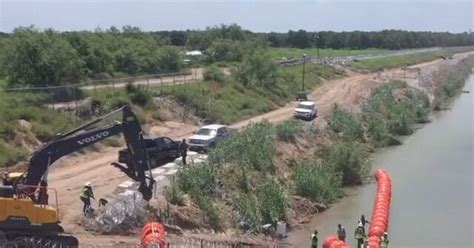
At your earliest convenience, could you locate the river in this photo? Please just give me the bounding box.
[288,75,474,248]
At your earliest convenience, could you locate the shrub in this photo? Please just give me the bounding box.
[257,181,287,224]
[126,84,153,108]
[295,160,343,203]
[362,82,431,139]
[164,180,185,206]
[203,65,226,82]
[0,142,28,167]
[329,104,364,142]
[175,164,221,228]
[209,122,275,172]
[276,119,303,142]
[236,180,286,228]
[319,141,369,185]
[236,193,262,229]
[176,164,217,199]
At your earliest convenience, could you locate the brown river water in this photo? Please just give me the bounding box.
[287,75,474,248]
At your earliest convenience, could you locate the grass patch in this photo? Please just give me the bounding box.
[0,142,29,168]
[268,47,384,60]
[328,104,364,142]
[0,92,78,166]
[432,55,474,109]
[175,163,221,228]
[361,81,431,147]
[209,122,275,172]
[159,63,340,124]
[319,141,370,186]
[295,160,343,203]
[275,119,303,142]
[351,47,474,71]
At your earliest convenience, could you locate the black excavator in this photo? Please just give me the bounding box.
[0,105,155,247]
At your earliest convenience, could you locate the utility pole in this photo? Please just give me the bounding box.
[314,33,321,59]
[302,53,307,91]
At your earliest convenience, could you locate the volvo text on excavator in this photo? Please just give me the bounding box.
[0,105,155,247]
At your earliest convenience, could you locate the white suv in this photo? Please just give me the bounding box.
[293,101,317,120]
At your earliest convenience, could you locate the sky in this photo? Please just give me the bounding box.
[0,0,472,33]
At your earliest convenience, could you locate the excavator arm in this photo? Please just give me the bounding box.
[19,105,154,201]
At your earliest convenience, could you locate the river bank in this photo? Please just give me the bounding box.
[35,51,473,246]
[287,70,474,247]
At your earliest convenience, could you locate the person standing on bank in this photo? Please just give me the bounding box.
[354,222,367,248]
[359,214,370,232]
[337,224,346,242]
[180,139,188,165]
[310,230,318,248]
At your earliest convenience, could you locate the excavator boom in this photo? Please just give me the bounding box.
[0,105,155,247]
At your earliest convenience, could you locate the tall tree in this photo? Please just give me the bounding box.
[4,27,85,87]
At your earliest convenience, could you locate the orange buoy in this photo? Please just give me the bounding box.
[322,235,339,248]
[141,222,166,248]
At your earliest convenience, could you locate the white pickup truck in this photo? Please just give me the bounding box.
[187,124,234,152]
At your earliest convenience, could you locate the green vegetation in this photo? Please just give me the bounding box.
[432,55,474,109]
[351,47,474,71]
[295,160,343,203]
[268,47,383,60]
[319,141,369,185]
[175,163,221,228]
[160,56,340,124]
[203,65,225,82]
[173,121,372,229]
[328,105,364,142]
[156,28,474,50]
[361,81,430,146]
[0,27,184,89]
[0,92,78,167]
[209,122,275,172]
[275,120,304,142]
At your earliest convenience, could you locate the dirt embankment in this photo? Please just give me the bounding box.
[22,51,474,246]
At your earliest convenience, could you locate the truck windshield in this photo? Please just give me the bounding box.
[297,104,314,110]
[197,128,217,136]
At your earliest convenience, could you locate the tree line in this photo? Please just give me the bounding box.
[0,26,183,87]
[1,24,473,88]
[153,26,474,50]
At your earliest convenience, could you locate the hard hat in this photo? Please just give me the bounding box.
[85,182,92,187]
[384,232,388,235]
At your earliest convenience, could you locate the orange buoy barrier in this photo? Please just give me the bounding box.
[141,222,166,248]
[368,169,392,245]
[322,235,350,248]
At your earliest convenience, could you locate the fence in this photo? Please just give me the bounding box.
[0,70,202,110]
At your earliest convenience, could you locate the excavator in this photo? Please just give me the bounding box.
[0,105,155,247]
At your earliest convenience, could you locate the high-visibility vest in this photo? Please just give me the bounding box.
[80,187,92,198]
[354,227,364,239]
[380,235,389,247]
[311,234,318,245]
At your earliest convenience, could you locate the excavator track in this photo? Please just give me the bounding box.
[0,230,79,248]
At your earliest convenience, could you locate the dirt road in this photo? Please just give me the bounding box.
[46,51,473,246]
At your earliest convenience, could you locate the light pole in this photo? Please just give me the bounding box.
[316,34,320,59]
[302,53,307,91]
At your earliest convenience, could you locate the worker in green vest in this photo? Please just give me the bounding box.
[80,182,95,216]
[310,230,318,248]
[354,222,367,248]
[380,232,389,247]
